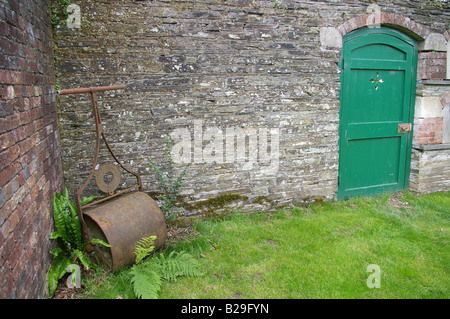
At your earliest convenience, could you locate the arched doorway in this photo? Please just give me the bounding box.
[337,27,418,200]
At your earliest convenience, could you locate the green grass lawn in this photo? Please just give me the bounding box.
[80,191,449,299]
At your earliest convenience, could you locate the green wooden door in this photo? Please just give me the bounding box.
[337,27,418,200]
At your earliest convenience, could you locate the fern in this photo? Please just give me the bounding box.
[134,235,157,264]
[51,195,70,249]
[130,264,162,299]
[67,199,82,249]
[148,136,189,221]
[155,251,203,282]
[50,189,97,252]
[48,188,111,297]
[129,236,203,299]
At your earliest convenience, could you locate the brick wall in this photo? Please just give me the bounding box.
[414,117,443,145]
[418,52,447,80]
[0,0,63,298]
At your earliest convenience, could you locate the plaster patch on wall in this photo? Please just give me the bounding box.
[319,27,342,50]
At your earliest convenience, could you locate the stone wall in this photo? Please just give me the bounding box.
[53,0,449,213]
[409,15,450,194]
[413,81,448,145]
[410,145,450,193]
[410,79,450,194]
[0,0,64,298]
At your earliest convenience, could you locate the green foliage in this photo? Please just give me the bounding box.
[130,251,203,299]
[273,0,283,8]
[130,265,162,299]
[148,136,189,221]
[129,235,203,299]
[134,235,157,264]
[426,0,447,9]
[48,188,110,297]
[50,0,72,26]
[154,251,204,282]
[51,0,90,28]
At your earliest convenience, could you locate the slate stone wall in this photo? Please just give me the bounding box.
[410,146,450,193]
[53,0,449,212]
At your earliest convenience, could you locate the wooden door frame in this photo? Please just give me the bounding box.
[337,27,419,200]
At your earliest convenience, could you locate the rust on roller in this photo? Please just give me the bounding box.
[84,192,167,271]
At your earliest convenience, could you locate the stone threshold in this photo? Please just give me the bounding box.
[412,143,450,151]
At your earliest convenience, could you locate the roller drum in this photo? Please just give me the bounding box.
[83,191,167,271]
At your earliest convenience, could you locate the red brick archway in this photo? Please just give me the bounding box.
[337,12,431,41]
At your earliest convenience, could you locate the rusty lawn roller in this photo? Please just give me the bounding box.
[57,85,167,271]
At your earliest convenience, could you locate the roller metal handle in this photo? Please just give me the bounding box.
[57,83,127,244]
[57,85,125,95]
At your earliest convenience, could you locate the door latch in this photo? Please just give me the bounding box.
[398,123,412,133]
